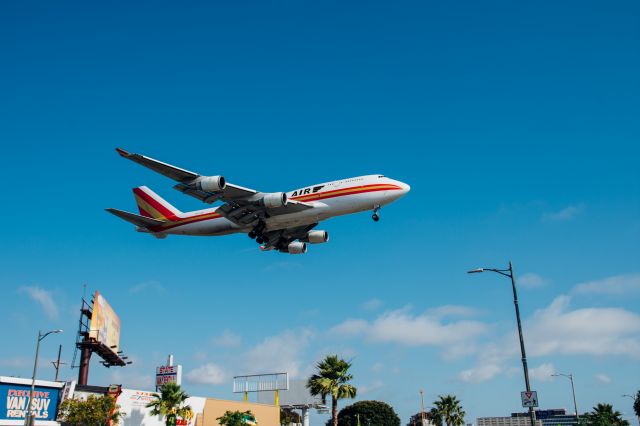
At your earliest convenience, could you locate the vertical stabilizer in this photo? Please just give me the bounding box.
[132,186,182,221]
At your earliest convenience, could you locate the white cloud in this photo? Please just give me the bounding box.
[359,380,384,394]
[367,310,487,346]
[519,273,548,289]
[573,274,640,296]
[129,281,166,294]
[186,363,226,385]
[243,329,312,378]
[458,363,502,383]
[0,357,30,368]
[529,363,555,382]
[426,305,479,318]
[371,362,384,373]
[362,298,383,311]
[212,329,242,348]
[543,204,585,222]
[331,309,486,364]
[595,373,611,384]
[526,296,640,358]
[458,295,640,383]
[18,286,59,320]
[330,319,369,336]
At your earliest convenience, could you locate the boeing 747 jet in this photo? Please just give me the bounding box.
[107,148,410,254]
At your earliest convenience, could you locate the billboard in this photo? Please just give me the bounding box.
[155,365,182,391]
[90,290,121,354]
[0,383,61,422]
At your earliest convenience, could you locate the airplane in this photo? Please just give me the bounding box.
[107,148,410,254]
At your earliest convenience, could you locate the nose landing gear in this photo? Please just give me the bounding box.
[372,205,381,222]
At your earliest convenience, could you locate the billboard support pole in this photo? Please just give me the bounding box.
[78,346,92,386]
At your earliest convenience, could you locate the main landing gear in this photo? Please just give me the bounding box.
[372,205,381,222]
[248,222,267,244]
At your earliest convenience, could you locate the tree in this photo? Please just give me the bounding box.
[146,382,194,426]
[431,395,465,426]
[633,391,640,421]
[58,394,124,426]
[428,407,443,426]
[281,408,302,425]
[307,354,357,426]
[333,400,400,426]
[582,403,629,426]
[217,410,257,426]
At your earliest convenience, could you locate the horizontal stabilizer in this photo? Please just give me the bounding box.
[106,208,166,229]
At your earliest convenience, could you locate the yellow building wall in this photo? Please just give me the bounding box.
[201,398,280,426]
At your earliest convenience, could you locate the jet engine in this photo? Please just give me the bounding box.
[287,242,307,254]
[262,192,287,208]
[307,230,329,244]
[196,175,226,192]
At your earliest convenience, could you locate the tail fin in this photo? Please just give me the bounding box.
[132,186,182,221]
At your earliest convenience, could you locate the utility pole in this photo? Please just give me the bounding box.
[51,345,67,382]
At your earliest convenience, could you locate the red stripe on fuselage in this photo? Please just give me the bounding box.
[150,184,401,233]
[149,211,222,232]
[291,184,402,202]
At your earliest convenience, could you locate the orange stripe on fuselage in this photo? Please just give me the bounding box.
[291,184,402,202]
[149,211,222,232]
[150,184,402,233]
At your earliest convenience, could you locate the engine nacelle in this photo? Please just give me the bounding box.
[307,230,329,244]
[262,192,287,209]
[287,242,307,254]
[196,176,226,192]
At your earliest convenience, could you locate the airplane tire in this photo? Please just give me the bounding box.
[372,214,380,222]
[248,231,256,239]
[256,237,264,244]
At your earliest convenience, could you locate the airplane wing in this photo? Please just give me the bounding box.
[116,148,314,228]
[261,223,319,252]
[116,148,256,202]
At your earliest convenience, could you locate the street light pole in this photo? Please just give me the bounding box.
[552,373,579,422]
[468,261,537,426]
[25,329,62,426]
[420,389,425,426]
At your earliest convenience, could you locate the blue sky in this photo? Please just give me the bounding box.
[1,0,639,423]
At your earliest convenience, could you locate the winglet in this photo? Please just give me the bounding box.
[115,147,131,157]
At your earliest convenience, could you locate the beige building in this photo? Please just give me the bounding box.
[196,399,279,426]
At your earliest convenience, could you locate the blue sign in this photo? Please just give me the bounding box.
[0,383,60,421]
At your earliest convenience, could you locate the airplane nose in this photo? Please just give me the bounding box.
[401,182,411,193]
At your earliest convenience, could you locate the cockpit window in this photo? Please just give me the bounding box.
[378,175,386,178]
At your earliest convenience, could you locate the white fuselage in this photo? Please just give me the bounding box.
[152,175,410,236]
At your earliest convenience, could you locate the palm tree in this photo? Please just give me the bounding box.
[583,403,629,426]
[306,354,357,426]
[428,407,443,426]
[146,382,194,426]
[432,395,465,426]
